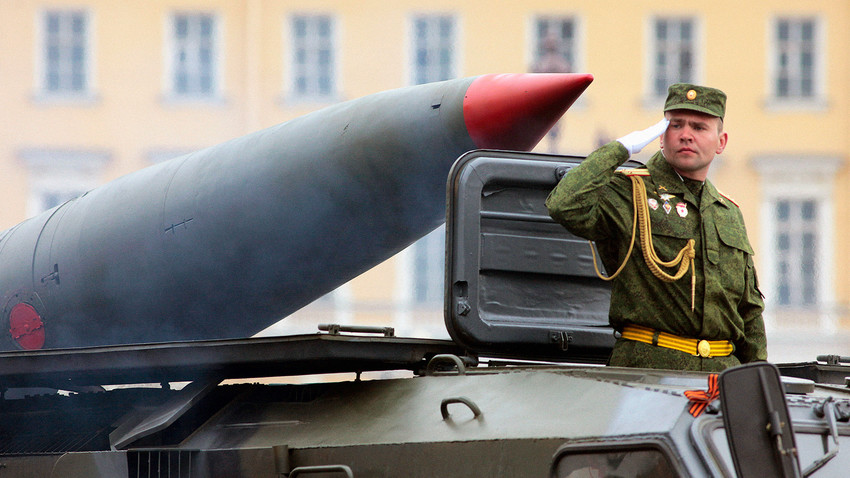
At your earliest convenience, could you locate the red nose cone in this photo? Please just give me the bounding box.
[463,73,593,151]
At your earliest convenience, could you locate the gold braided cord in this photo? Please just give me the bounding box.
[589,173,696,310]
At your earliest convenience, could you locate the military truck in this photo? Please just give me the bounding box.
[0,149,848,477]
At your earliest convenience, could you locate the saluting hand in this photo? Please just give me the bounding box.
[616,118,670,156]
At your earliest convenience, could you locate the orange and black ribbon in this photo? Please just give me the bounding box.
[684,373,719,417]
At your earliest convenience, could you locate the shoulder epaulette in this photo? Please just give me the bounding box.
[718,190,739,207]
[617,168,650,176]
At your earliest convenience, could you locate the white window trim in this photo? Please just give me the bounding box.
[751,155,842,331]
[642,15,704,107]
[145,149,197,164]
[405,12,463,86]
[162,11,225,104]
[34,8,98,103]
[765,15,827,112]
[526,14,586,109]
[395,224,446,333]
[18,149,110,217]
[283,13,342,104]
[327,283,353,325]
[525,14,585,72]
[395,246,415,334]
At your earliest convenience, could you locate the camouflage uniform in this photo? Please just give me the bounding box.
[545,141,767,371]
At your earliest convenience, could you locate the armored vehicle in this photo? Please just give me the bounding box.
[0,149,848,478]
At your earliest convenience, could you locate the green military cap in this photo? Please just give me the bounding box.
[664,83,726,119]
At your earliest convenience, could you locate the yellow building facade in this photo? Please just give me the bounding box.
[1,1,848,360]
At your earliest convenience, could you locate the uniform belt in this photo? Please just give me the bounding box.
[621,324,733,358]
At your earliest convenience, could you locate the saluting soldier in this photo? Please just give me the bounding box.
[546,83,767,371]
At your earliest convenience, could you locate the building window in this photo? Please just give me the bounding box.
[41,10,91,96]
[752,155,841,330]
[774,199,818,306]
[145,149,195,165]
[531,16,576,73]
[288,15,337,100]
[411,14,457,85]
[404,14,455,309]
[649,17,696,98]
[18,149,110,218]
[771,17,820,101]
[412,225,445,304]
[38,190,84,212]
[530,16,581,152]
[169,13,218,98]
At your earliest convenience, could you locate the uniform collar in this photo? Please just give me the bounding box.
[646,151,687,195]
[645,151,729,209]
[701,177,729,210]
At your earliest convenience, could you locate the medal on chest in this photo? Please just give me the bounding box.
[659,193,674,215]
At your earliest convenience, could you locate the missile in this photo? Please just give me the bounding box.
[0,73,592,350]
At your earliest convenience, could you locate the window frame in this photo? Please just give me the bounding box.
[407,13,460,86]
[773,198,819,307]
[36,8,96,102]
[766,15,827,110]
[529,15,581,74]
[18,149,110,217]
[285,13,340,103]
[400,13,458,315]
[644,15,702,103]
[751,154,841,330]
[164,11,223,102]
[411,224,445,305]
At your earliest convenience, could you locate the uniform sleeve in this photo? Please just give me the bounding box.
[545,141,631,241]
[734,257,768,363]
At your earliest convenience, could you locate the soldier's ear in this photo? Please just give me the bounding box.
[716,131,728,154]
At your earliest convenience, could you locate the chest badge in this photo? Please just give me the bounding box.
[648,198,659,210]
[659,193,674,215]
[676,202,688,218]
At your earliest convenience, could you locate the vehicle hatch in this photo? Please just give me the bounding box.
[444,150,641,362]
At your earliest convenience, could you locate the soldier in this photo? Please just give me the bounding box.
[546,83,767,371]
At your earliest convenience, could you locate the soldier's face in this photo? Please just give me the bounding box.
[660,110,727,181]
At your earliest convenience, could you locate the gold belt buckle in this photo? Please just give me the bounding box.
[697,340,711,358]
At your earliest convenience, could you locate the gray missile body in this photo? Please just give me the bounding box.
[0,73,592,349]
